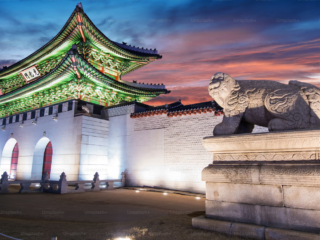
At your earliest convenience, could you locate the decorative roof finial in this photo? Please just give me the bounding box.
[77,3,83,9]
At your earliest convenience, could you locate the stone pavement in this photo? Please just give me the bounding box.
[0,188,248,240]
[0,189,205,223]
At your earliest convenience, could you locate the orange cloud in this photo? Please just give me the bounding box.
[123,29,320,106]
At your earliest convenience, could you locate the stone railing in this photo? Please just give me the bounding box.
[0,171,125,194]
[0,171,45,193]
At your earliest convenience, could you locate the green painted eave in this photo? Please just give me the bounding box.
[0,48,169,105]
[0,5,161,80]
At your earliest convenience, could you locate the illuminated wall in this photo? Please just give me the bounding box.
[107,105,135,180]
[108,104,268,193]
[78,116,109,180]
[0,100,267,194]
[0,100,107,182]
[0,102,84,181]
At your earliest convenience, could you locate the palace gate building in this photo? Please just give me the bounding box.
[0,3,267,193]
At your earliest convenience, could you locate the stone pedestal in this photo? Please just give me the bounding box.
[193,130,320,239]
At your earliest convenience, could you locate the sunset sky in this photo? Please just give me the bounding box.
[1,0,320,105]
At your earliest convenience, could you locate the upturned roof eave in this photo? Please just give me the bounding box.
[82,12,162,59]
[0,50,169,103]
[75,51,169,94]
[0,6,82,78]
[0,4,162,78]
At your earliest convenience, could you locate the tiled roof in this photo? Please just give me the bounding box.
[131,100,223,118]
[119,80,166,90]
[113,42,162,59]
[0,49,169,102]
[104,101,151,110]
[0,4,162,78]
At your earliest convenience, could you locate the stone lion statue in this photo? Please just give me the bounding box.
[209,72,320,135]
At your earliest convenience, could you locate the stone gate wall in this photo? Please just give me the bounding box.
[108,104,268,193]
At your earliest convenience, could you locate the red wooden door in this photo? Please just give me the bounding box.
[10,143,19,179]
[42,141,53,178]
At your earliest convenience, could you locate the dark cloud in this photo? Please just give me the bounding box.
[0,59,18,69]
[0,8,21,26]
[2,0,320,105]
[147,86,211,105]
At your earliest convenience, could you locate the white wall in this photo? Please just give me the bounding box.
[0,105,83,181]
[107,105,135,179]
[0,100,267,191]
[108,104,268,194]
[127,113,224,193]
[0,101,111,181]
[79,116,109,180]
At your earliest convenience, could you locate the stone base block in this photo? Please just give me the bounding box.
[192,215,231,235]
[206,182,283,206]
[202,163,320,187]
[284,186,320,210]
[201,130,320,237]
[202,130,320,162]
[231,221,265,239]
[193,216,320,240]
[206,200,320,233]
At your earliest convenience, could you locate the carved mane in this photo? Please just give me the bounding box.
[218,74,248,117]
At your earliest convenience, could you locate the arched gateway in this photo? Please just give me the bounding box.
[42,141,53,178]
[31,137,52,180]
[0,138,19,179]
[10,142,19,180]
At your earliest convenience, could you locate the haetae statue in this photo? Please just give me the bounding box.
[208,72,320,135]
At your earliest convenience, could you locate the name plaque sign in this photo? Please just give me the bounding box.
[20,66,41,82]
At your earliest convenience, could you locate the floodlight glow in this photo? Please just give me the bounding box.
[163,193,167,195]
[196,197,201,200]
[135,190,140,193]
[0,138,18,175]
